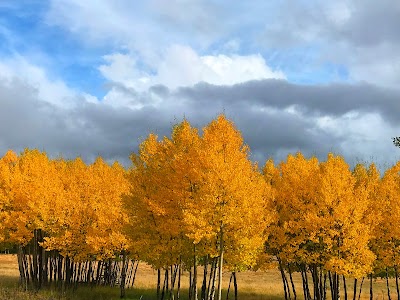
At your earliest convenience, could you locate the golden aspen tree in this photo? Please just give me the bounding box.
[125,120,205,299]
[0,149,66,289]
[43,157,129,260]
[317,154,374,300]
[352,163,381,300]
[198,115,273,300]
[43,158,91,260]
[320,155,374,278]
[264,153,321,300]
[1,149,63,246]
[84,158,130,260]
[126,133,187,268]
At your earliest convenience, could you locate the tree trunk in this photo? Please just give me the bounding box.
[386,267,392,300]
[300,267,308,300]
[342,276,347,300]
[226,273,233,300]
[193,245,198,300]
[288,264,297,300]
[278,257,289,300]
[217,226,224,300]
[233,272,238,300]
[177,259,181,300]
[132,260,139,288]
[33,230,39,290]
[210,258,218,300]
[189,269,193,300]
[369,273,373,300]
[352,278,357,300]
[207,258,216,300]
[120,251,126,298]
[157,269,161,300]
[202,256,208,300]
[357,277,364,300]
[395,266,400,300]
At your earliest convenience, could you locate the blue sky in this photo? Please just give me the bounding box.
[0,0,400,168]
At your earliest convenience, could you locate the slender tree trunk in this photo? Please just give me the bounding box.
[329,272,334,300]
[311,265,319,300]
[288,264,297,300]
[217,226,224,300]
[319,268,324,300]
[170,264,179,300]
[278,257,289,300]
[301,267,308,300]
[210,258,218,300]
[395,266,400,300]
[33,231,39,290]
[352,278,357,300]
[193,245,198,300]
[233,272,238,300]
[131,260,139,288]
[120,251,127,298]
[207,258,216,300]
[369,273,373,300]
[202,256,209,300]
[386,267,392,300]
[177,259,181,300]
[226,273,233,300]
[357,277,364,300]
[157,269,161,300]
[161,269,168,300]
[17,245,27,290]
[189,269,193,300]
[342,276,347,300]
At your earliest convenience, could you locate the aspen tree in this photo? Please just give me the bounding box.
[199,115,273,300]
[265,153,321,300]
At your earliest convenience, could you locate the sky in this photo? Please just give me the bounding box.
[1,0,400,169]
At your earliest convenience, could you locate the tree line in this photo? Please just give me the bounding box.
[1,114,400,300]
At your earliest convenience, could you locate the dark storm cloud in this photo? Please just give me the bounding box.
[1,77,399,167]
[176,80,400,124]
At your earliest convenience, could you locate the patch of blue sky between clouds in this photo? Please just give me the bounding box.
[0,1,108,99]
[286,63,350,85]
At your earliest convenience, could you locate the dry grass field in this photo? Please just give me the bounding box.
[0,254,398,300]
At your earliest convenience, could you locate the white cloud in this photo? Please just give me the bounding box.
[0,56,96,108]
[98,45,286,104]
[316,112,400,168]
[98,54,149,90]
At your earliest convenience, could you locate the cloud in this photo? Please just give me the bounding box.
[0,56,85,108]
[98,45,285,103]
[176,80,400,123]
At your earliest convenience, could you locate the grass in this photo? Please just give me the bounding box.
[0,254,399,300]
